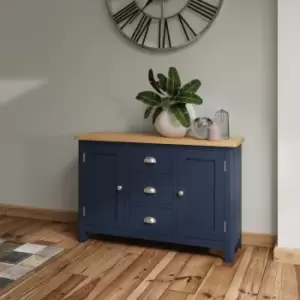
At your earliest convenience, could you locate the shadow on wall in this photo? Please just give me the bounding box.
[0,73,146,210]
[0,0,146,210]
[0,78,79,210]
[0,79,48,106]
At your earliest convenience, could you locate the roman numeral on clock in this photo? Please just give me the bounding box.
[178,14,197,41]
[187,0,218,20]
[131,15,152,45]
[158,19,172,49]
[113,1,140,25]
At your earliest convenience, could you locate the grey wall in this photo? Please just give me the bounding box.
[0,0,277,233]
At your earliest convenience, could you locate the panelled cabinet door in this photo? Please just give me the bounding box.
[176,149,225,241]
[80,144,126,234]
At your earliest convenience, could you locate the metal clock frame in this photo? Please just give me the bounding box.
[106,0,224,51]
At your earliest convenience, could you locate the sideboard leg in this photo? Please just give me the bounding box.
[235,236,242,251]
[224,245,235,264]
[79,229,88,242]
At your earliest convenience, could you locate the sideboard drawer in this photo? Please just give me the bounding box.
[128,206,173,236]
[129,173,173,206]
[129,146,173,174]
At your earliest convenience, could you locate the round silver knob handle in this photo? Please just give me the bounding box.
[117,185,123,191]
[177,190,184,197]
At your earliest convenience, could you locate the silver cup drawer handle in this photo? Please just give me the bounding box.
[144,217,156,224]
[144,187,156,195]
[144,157,156,164]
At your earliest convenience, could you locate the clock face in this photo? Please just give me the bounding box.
[107,0,223,50]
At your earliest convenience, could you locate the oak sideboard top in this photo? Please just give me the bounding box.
[76,132,244,148]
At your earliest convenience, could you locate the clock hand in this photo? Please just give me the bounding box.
[158,0,164,48]
[142,0,154,9]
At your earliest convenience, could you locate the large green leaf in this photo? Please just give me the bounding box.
[157,73,167,92]
[148,69,163,95]
[158,97,171,109]
[176,92,203,105]
[171,104,191,128]
[166,67,181,96]
[180,79,201,93]
[152,107,163,124]
[144,106,153,119]
[136,91,161,106]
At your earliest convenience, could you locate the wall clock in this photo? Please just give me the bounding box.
[106,0,223,51]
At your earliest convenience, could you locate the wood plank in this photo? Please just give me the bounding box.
[127,251,177,300]
[0,219,32,240]
[55,236,78,249]
[70,249,145,300]
[187,247,245,300]
[279,264,299,300]
[137,281,171,300]
[10,220,48,241]
[133,252,190,300]
[0,215,7,221]
[274,246,300,265]
[159,290,188,300]
[64,244,113,275]
[40,274,85,300]
[238,247,270,299]
[0,203,76,223]
[63,245,145,300]
[168,254,216,294]
[257,259,283,300]
[18,271,74,300]
[225,247,269,300]
[186,265,215,300]
[38,231,66,244]
[156,253,191,283]
[0,217,12,230]
[82,246,129,277]
[75,132,244,148]
[0,217,28,236]
[294,266,300,299]
[224,246,254,300]
[94,248,167,300]
[19,225,59,244]
[126,245,147,255]
[47,221,73,233]
[63,252,142,300]
[63,277,101,300]
[18,222,66,245]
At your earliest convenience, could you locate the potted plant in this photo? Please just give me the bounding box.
[136,67,203,137]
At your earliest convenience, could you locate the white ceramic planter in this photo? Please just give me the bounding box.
[154,105,197,138]
[155,109,187,138]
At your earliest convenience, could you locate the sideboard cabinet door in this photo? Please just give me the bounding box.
[79,143,126,235]
[176,149,225,241]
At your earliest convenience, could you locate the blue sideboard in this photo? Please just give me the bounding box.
[77,132,244,263]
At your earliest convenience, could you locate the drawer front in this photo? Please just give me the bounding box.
[129,173,173,206]
[128,206,173,236]
[129,145,173,174]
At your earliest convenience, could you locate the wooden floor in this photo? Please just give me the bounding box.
[0,216,298,300]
